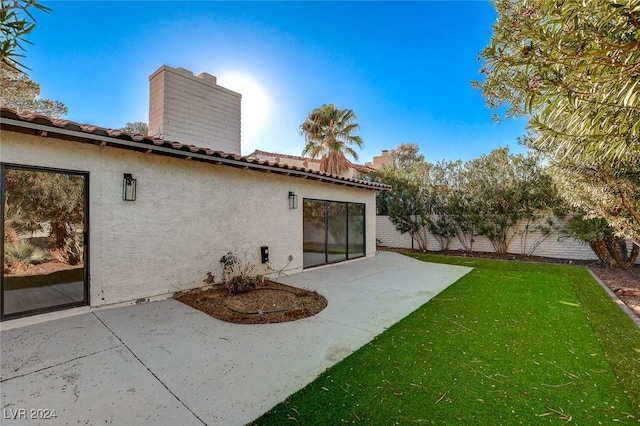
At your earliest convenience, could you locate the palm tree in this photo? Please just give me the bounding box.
[299,104,364,176]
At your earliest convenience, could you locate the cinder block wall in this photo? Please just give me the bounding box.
[376,215,615,262]
[148,65,242,154]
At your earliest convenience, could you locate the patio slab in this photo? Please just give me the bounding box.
[1,251,471,425]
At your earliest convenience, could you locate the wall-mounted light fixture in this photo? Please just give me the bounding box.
[288,191,298,209]
[123,173,137,201]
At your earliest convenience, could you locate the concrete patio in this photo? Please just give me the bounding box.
[1,251,471,425]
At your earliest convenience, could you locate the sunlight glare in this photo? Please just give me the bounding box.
[217,73,271,144]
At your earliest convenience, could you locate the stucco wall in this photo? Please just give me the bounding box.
[1,132,377,307]
[376,215,606,261]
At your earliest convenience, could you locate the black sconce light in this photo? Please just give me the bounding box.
[123,173,137,201]
[288,191,298,209]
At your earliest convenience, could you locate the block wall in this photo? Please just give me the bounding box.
[148,65,242,154]
[375,215,634,262]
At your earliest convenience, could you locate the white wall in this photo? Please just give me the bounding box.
[376,215,603,261]
[2,132,376,307]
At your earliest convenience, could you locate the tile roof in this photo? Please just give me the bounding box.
[0,107,391,191]
[249,149,321,163]
[248,149,377,173]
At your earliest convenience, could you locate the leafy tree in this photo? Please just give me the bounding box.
[376,145,430,251]
[512,138,569,255]
[376,142,424,217]
[450,195,479,252]
[563,216,639,268]
[378,171,430,251]
[551,162,639,247]
[464,148,520,254]
[0,0,50,71]
[465,147,563,254]
[121,121,148,135]
[0,62,67,117]
[377,144,565,256]
[389,142,425,169]
[422,160,463,251]
[299,104,363,176]
[474,0,640,246]
[4,169,84,264]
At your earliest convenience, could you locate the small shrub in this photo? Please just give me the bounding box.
[228,275,259,294]
[219,251,261,294]
[5,240,49,272]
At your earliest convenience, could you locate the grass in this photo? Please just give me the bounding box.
[253,254,640,425]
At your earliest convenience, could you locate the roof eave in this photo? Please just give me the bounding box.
[0,117,391,192]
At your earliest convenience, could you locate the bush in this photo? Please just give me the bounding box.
[219,251,260,294]
[5,240,49,271]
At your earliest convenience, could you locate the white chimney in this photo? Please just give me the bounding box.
[148,65,242,154]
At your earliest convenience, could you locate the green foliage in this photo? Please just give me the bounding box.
[255,256,640,424]
[376,145,430,251]
[0,0,50,72]
[564,216,613,243]
[121,122,148,135]
[551,161,640,246]
[563,216,639,268]
[0,62,67,117]
[5,239,48,267]
[219,251,259,294]
[425,215,457,250]
[299,104,363,176]
[377,145,565,255]
[465,147,564,254]
[4,169,84,264]
[388,142,424,169]
[474,0,640,245]
[422,160,466,250]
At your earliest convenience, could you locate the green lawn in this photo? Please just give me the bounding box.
[253,255,640,425]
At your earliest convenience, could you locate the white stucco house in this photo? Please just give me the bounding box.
[0,65,390,323]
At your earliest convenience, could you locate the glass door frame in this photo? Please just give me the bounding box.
[1,163,90,321]
[302,198,366,269]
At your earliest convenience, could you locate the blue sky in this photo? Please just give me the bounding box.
[25,1,527,163]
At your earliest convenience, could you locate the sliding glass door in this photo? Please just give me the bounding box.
[303,199,365,268]
[1,165,89,320]
[302,200,327,268]
[327,203,348,263]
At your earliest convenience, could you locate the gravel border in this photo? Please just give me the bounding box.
[587,268,640,329]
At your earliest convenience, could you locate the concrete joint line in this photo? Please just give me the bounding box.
[92,313,208,425]
[316,316,380,335]
[0,345,121,383]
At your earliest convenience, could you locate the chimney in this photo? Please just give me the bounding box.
[372,150,392,169]
[148,65,242,154]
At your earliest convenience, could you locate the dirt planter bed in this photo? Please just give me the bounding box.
[176,280,327,324]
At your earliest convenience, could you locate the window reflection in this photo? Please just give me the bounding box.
[2,166,88,319]
[303,199,365,268]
